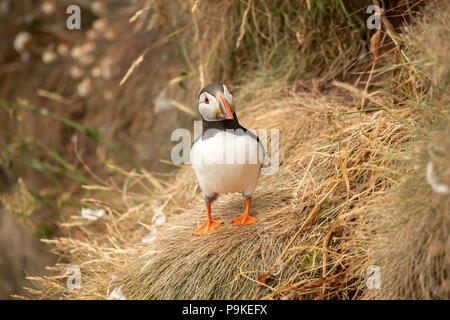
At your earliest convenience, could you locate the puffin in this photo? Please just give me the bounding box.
[190,83,265,235]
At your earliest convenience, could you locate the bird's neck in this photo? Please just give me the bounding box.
[202,112,240,134]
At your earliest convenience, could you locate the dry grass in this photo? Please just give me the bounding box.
[357,2,450,299]
[360,126,450,299]
[25,83,419,299]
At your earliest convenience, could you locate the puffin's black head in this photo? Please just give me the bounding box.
[198,83,234,121]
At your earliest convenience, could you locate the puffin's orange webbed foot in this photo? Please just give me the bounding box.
[193,202,222,235]
[193,219,222,235]
[232,197,257,225]
[231,213,257,225]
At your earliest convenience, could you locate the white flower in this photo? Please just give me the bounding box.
[91,1,106,15]
[81,42,95,54]
[93,19,107,32]
[71,43,95,61]
[104,29,116,41]
[100,57,113,79]
[71,45,84,60]
[87,29,98,40]
[77,77,92,98]
[70,65,84,79]
[57,43,70,56]
[91,66,101,78]
[42,49,57,64]
[41,1,55,15]
[14,31,31,52]
[81,207,105,220]
[79,54,94,66]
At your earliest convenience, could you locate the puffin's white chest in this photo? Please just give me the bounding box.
[191,131,263,196]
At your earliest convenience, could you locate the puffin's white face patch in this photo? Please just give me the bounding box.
[198,92,221,121]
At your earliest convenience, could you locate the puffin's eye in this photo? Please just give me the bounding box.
[204,97,209,104]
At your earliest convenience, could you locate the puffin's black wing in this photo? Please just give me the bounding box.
[238,123,266,167]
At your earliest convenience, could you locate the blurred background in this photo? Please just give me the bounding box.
[0,0,448,299]
[0,0,195,298]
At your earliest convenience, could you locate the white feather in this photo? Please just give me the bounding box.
[191,130,263,197]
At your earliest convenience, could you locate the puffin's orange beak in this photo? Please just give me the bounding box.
[216,92,234,120]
